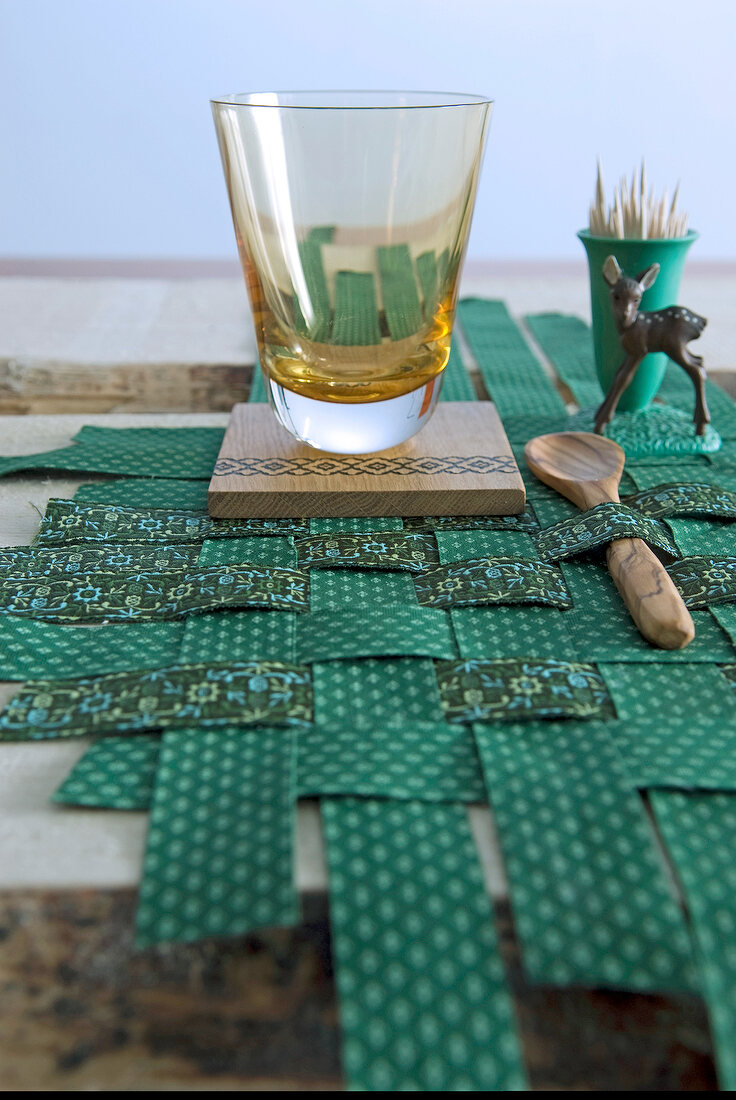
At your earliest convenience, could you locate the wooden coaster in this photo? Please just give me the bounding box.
[208,402,525,518]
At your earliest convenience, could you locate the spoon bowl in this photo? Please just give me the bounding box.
[525,432,625,510]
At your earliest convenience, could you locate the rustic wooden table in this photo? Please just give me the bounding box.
[0,261,731,1090]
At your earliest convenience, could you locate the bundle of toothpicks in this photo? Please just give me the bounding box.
[589,158,689,238]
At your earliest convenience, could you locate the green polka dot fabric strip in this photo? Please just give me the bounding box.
[321,797,527,1091]
[0,425,225,480]
[650,791,736,1091]
[473,718,698,992]
[9,300,736,1089]
[135,725,298,947]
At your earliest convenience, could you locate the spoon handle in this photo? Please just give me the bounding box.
[605,538,695,650]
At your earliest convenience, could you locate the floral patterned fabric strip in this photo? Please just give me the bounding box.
[414,557,572,610]
[35,498,308,544]
[535,501,680,562]
[667,556,736,608]
[624,482,736,521]
[0,661,313,741]
[0,562,309,621]
[295,530,440,572]
[321,797,527,1091]
[436,658,615,724]
[402,506,539,533]
[0,543,199,575]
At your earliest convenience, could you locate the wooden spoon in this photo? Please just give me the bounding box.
[524,431,694,650]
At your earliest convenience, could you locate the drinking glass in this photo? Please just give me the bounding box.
[211,91,492,453]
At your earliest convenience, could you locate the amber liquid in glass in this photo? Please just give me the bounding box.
[238,236,458,404]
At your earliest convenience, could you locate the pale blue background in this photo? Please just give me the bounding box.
[2,0,735,260]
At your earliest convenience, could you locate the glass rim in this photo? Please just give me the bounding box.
[210,90,493,110]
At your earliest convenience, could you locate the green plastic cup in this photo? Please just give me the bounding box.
[578,229,698,411]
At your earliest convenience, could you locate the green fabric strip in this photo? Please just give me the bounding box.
[309,515,404,534]
[451,605,578,661]
[248,363,268,403]
[195,535,296,569]
[313,658,443,728]
[0,561,309,622]
[437,658,615,724]
[332,271,381,345]
[415,249,438,315]
[435,528,537,563]
[178,610,296,664]
[439,340,477,402]
[75,478,210,510]
[297,721,485,802]
[0,661,313,741]
[308,568,418,609]
[414,557,572,610]
[0,618,185,681]
[667,556,736,608]
[474,719,697,992]
[135,725,297,947]
[322,797,527,1091]
[667,517,736,557]
[403,506,539,534]
[457,298,567,418]
[0,543,199,575]
[36,499,308,545]
[524,312,604,409]
[377,244,423,340]
[295,605,458,663]
[598,663,736,789]
[561,561,736,663]
[0,426,224,480]
[294,239,332,341]
[650,790,736,1090]
[536,502,680,562]
[53,735,160,809]
[296,531,439,572]
[623,482,736,520]
[712,605,736,647]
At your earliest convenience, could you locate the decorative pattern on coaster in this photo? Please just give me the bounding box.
[135,725,297,947]
[0,618,185,681]
[0,661,313,740]
[35,499,308,545]
[436,658,615,724]
[474,718,698,992]
[535,502,680,562]
[296,531,440,573]
[213,453,519,478]
[650,791,736,1090]
[53,734,161,809]
[0,563,309,622]
[321,797,527,1091]
[667,556,736,608]
[414,558,572,610]
[623,482,736,521]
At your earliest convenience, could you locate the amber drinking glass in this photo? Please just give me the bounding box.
[211,91,492,453]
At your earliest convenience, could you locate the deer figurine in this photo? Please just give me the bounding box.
[594,255,710,436]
